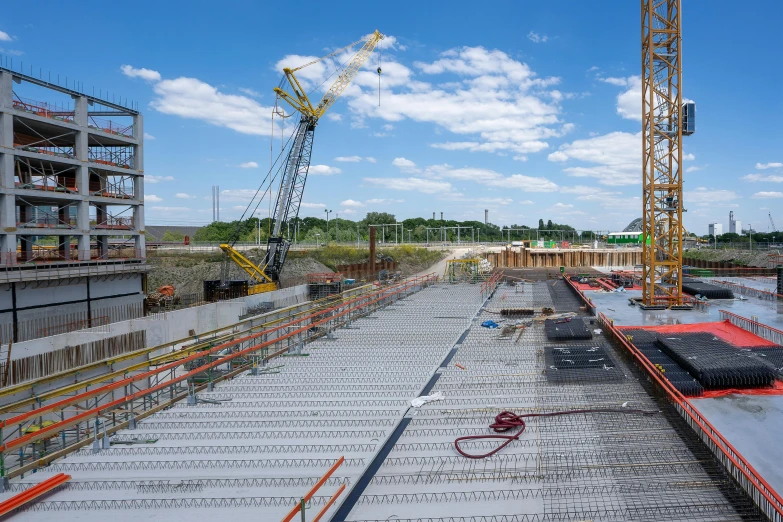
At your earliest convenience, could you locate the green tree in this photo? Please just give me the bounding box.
[538,219,545,230]
[161,230,184,242]
[362,212,396,226]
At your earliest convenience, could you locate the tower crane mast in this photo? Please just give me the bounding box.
[219,31,384,294]
[770,212,777,233]
[641,0,694,309]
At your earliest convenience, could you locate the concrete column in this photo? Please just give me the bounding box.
[0,71,13,109]
[133,176,145,259]
[97,236,108,259]
[77,200,90,260]
[59,235,70,261]
[133,113,143,171]
[73,96,88,126]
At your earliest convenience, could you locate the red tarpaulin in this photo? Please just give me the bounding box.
[618,320,778,348]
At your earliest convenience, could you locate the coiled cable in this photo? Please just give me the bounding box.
[454,408,659,459]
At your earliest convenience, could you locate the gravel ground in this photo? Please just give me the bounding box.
[684,249,778,267]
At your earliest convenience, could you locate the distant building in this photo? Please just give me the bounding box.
[729,211,740,234]
[708,223,722,237]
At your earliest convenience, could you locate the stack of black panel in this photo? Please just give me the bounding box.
[622,329,704,397]
[544,342,624,384]
[545,318,592,341]
[680,278,734,299]
[655,333,775,389]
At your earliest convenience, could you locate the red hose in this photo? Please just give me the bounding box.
[454,408,659,459]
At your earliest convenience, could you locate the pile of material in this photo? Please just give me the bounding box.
[544,342,624,384]
[655,333,775,389]
[544,317,593,341]
[681,278,735,299]
[144,285,179,307]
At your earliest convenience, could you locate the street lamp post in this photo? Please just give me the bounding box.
[315,233,320,248]
[324,209,332,245]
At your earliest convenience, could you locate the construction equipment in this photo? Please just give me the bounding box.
[769,212,776,233]
[219,31,385,295]
[641,0,694,309]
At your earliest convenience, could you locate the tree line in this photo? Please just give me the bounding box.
[174,212,583,243]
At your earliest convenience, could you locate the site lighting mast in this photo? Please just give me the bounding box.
[641,0,694,308]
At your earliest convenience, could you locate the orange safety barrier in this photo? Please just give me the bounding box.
[0,274,438,453]
[312,484,346,522]
[600,312,783,519]
[281,457,345,522]
[0,473,71,516]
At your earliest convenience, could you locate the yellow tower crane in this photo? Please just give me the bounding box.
[219,31,384,295]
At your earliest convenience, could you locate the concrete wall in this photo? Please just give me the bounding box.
[6,284,309,361]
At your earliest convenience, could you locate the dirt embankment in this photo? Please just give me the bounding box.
[683,248,779,268]
[146,246,448,295]
[147,254,332,295]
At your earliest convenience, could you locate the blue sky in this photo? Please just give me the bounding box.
[3,1,782,234]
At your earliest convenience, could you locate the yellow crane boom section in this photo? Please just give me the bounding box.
[219,244,277,294]
[274,30,384,120]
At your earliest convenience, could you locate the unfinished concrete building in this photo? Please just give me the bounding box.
[0,65,147,342]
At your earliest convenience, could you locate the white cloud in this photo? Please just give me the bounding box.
[340,199,365,207]
[519,200,534,205]
[145,175,175,183]
[238,87,261,97]
[548,151,568,162]
[615,76,641,121]
[343,46,566,157]
[513,155,528,162]
[548,131,639,185]
[364,177,452,194]
[683,153,696,161]
[301,202,327,208]
[365,157,377,163]
[742,173,783,183]
[219,189,258,202]
[309,165,342,175]
[120,64,161,82]
[551,202,574,209]
[366,198,404,204]
[756,162,783,170]
[374,34,405,50]
[335,156,362,162]
[392,157,419,172]
[425,164,559,192]
[340,208,357,215]
[325,113,342,122]
[0,48,23,56]
[752,191,783,199]
[175,193,197,199]
[685,166,704,173]
[686,187,739,206]
[145,194,163,202]
[527,31,549,43]
[600,77,629,87]
[0,31,12,42]
[238,161,259,169]
[143,133,155,140]
[382,124,395,131]
[151,76,276,136]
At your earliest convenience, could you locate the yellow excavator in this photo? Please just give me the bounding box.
[219,31,384,295]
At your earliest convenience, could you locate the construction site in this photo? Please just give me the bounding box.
[1,0,783,520]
